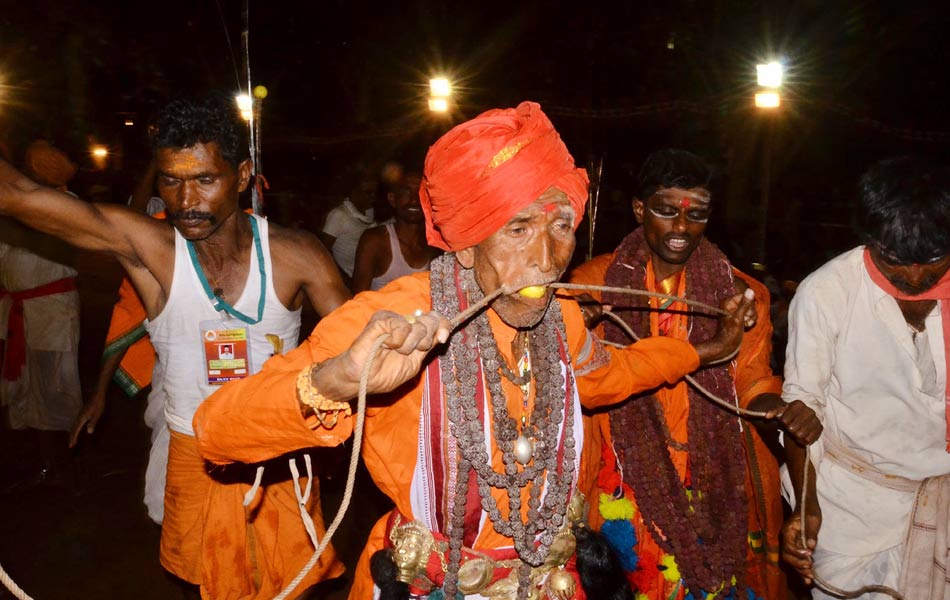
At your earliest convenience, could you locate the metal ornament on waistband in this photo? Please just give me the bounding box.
[386,492,590,599]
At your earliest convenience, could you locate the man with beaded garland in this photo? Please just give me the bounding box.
[193,104,755,600]
[569,149,821,600]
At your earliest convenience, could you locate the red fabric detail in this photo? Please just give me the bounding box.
[0,277,77,381]
[563,554,588,599]
[457,266,485,547]
[465,338,486,547]
[425,357,448,532]
[420,101,589,251]
[597,438,623,495]
[863,248,950,450]
[657,311,675,336]
[462,466,482,548]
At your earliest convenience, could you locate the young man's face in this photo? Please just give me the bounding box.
[389,175,424,225]
[156,142,251,241]
[633,186,711,277]
[869,243,950,296]
[456,188,576,329]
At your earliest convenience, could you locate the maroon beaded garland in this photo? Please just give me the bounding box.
[602,228,749,593]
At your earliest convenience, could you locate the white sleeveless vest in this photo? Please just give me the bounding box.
[146,214,301,436]
[370,223,431,291]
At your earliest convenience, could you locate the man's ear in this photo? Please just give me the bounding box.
[632,198,645,225]
[456,246,475,269]
[237,159,253,192]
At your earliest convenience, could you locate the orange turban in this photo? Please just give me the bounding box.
[420,101,589,251]
[25,140,77,189]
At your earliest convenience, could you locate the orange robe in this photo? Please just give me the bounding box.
[159,430,343,600]
[194,272,700,599]
[570,254,785,600]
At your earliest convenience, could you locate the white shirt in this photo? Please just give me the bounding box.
[783,246,950,554]
[322,199,375,277]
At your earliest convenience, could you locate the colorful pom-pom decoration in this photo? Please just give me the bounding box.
[659,554,681,583]
[599,493,635,520]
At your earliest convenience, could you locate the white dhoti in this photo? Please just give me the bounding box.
[811,437,950,600]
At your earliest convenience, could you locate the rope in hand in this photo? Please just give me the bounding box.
[273,286,508,599]
[556,281,904,600]
[800,448,903,599]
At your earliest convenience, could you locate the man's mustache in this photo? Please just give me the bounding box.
[168,211,217,225]
[892,276,940,295]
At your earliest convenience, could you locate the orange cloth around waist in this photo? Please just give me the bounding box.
[161,430,344,598]
[0,276,77,381]
[161,429,210,584]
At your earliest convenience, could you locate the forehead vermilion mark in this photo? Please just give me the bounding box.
[680,197,691,209]
[542,202,558,214]
[165,152,205,172]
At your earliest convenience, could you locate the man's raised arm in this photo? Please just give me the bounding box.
[0,159,163,263]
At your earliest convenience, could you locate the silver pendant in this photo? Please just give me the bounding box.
[513,434,534,465]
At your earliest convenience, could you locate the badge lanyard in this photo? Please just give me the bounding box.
[187,214,266,325]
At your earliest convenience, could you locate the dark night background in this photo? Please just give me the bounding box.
[1,0,948,277]
[0,2,949,598]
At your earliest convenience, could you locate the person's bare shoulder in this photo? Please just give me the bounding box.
[358,224,389,249]
[267,220,351,313]
[268,222,336,273]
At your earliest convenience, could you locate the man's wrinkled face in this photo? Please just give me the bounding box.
[869,243,950,296]
[456,188,576,329]
[634,187,711,275]
[156,142,251,241]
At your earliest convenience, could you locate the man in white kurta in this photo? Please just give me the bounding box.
[781,157,950,599]
[0,234,81,432]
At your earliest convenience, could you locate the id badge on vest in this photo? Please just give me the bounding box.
[200,319,252,385]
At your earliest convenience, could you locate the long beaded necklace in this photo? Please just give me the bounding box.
[512,332,534,465]
[602,227,749,593]
[430,255,576,599]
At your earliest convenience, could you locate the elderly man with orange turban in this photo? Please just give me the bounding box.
[193,102,755,600]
